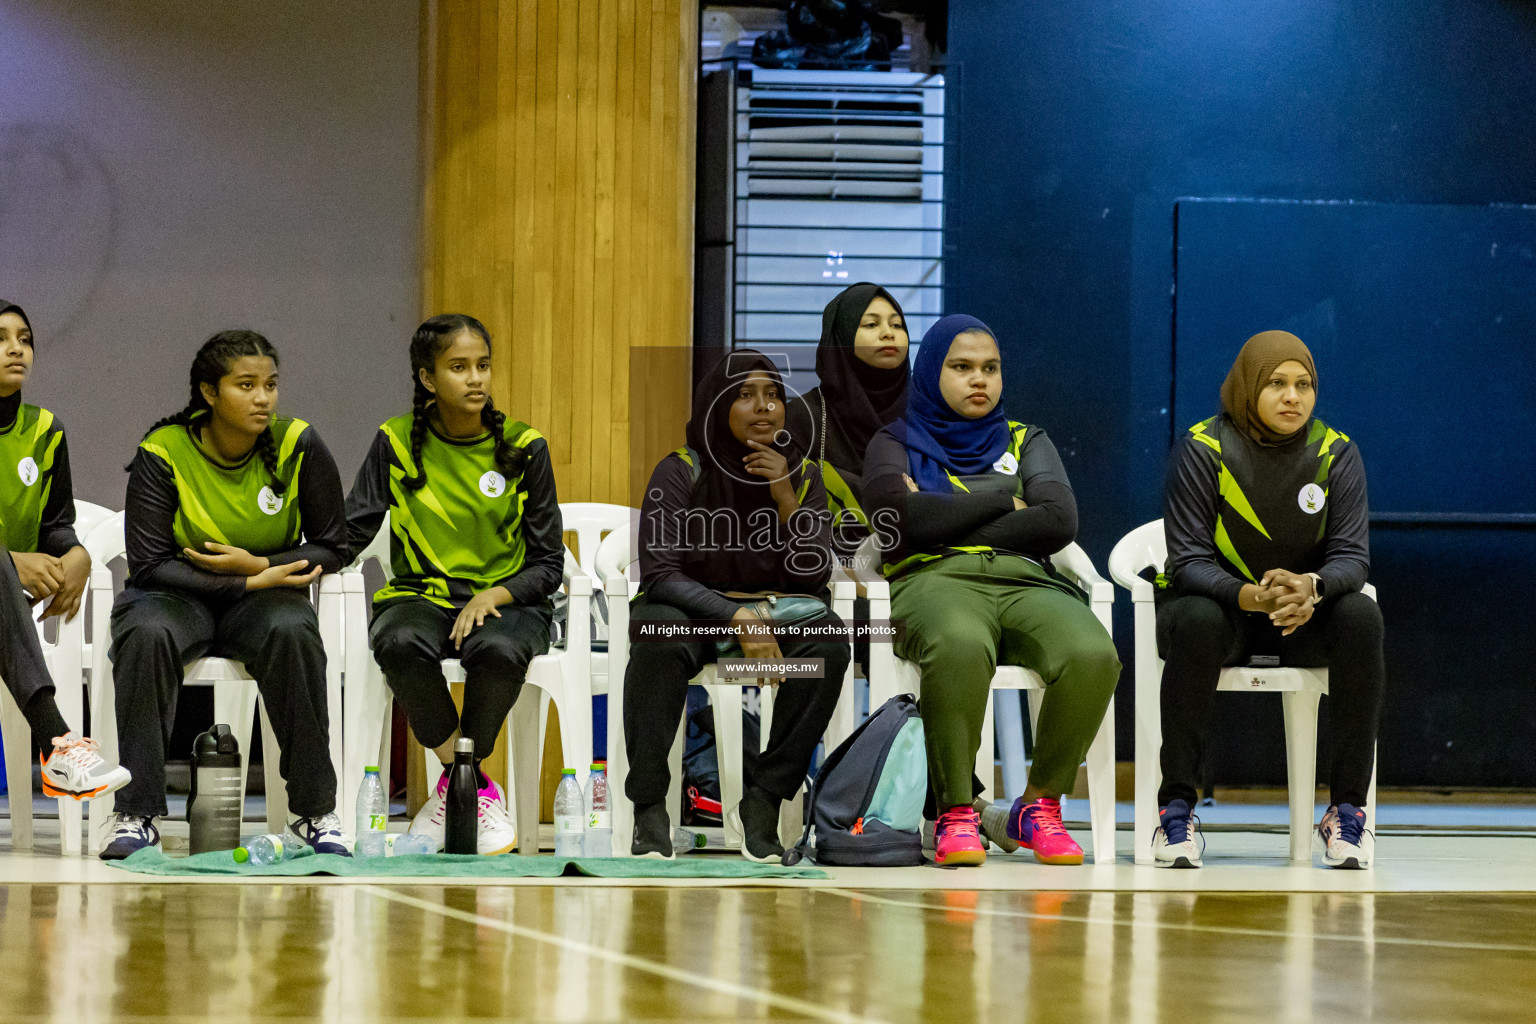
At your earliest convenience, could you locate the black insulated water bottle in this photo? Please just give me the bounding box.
[188,724,243,854]
[444,737,478,855]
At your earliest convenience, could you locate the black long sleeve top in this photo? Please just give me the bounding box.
[1163,431,1370,606]
[638,453,833,621]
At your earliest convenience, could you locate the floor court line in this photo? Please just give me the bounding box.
[811,887,1536,954]
[359,885,890,1024]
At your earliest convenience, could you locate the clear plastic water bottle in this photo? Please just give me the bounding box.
[389,833,436,857]
[232,834,287,865]
[355,765,388,857]
[673,827,706,855]
[554,768,584,857]
[583,762,612,857]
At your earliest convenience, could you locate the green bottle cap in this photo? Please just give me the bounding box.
[561,768,576,775]
[232,847,249,864]
[590,762,605,771]
[365,766,381,773]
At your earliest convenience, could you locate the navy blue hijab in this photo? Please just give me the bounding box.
[902,314,1010,491]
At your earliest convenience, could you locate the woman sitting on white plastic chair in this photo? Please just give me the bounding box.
[345,314,564,856]
[625,350,847,862]
[104,331,348,860]
[1155,331,1383,869]
[862,315,1120,868]
[0,299,129,801]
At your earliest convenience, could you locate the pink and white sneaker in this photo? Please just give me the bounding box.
[1007,797,1084,865]
[409,772,449,851]
[933,806,987,867]
[408,771,517,854]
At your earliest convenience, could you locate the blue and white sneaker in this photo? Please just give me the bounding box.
[99,813,161,861]
[287,812,352,856]
[1152,799,1204,868]
[1319,803,1372,869]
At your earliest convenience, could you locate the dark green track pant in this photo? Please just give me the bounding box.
[892,553,1120,809]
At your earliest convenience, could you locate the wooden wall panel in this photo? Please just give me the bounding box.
[421,0,698,506]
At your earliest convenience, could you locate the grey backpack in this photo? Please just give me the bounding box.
[783,694,927,867]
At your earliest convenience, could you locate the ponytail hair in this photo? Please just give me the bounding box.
[131,329,288,495]
[402,314,528,490]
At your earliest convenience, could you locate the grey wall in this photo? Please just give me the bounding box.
[0,0,420,506]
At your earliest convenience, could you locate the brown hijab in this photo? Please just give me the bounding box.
[1220,330,1318,444]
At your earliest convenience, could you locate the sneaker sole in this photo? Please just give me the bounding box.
[479,841,516,856]
[739,847,783,864]
[934,849,987,867]
[1156,856,1201,869]
[1029,850,1084,866]
[41,774,129,800]
[633,849,674,860]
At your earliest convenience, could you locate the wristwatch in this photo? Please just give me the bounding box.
[1305,572,1324,603]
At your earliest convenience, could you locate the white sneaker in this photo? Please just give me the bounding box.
[476,778,517,856]
[409,772,449,851]
[287,811,352,856]
[41,733,131,800]
[1319,803,1373,868]
[1152,799,1204,868]
[99,813,161,861]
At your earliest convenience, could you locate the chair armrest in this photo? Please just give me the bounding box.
[829,572,856,603]
[566,570,594,598]
[1051,544,1115,605]
[1130,578,1155,603]
[603,574,629,598]
[845,563,890,602]
[319,574,343,595]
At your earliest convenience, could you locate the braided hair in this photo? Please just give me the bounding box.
[401,314,528,490]
[131,329,289,495]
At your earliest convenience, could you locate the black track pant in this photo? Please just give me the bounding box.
[622,596,848,807]
[109,586,337,818]
[1156,591,1385,809]
[0,544,70,757]
[370,597,552,762]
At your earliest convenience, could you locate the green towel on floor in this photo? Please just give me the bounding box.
[108,847,829,879]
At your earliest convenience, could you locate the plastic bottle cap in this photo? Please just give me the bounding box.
[232,847,249,863]
[365,766,381,774]
[561,768,576,775]
[590,762,605,771]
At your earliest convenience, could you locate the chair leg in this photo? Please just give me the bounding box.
[552,684,593,791]
[511,695,541,855]
[708,683,745,849]
[1282,689,1322,862]
[1086,695,1117,864]
[666,717,685,837]
[994,690,1028,802]
[214,680,259,827]
[974,690,997,806]
[258,697,287,833]
[53,658,86,857]
[2,690,35,852]
[1132,606,1163,864]
[88,663,118,856]
[1366,745,1379,841]
[342,664,394,836]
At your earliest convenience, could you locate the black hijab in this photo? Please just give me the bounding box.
[813,283,908,472]
[685,348,807,515]
[0,300,31,429]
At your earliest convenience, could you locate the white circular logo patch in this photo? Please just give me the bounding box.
[479,471,506,498]
[993,451,1018,475]
[1298,483,1326,515]
[257,486,285,515]
[17,457,38,487]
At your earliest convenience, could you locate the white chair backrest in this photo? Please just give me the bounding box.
[560,503,632,578]
[84,510,127,566]
[349,511,394,578]
[1107,519,1166,590]
[73,500,115,542]
[594,527,638,585]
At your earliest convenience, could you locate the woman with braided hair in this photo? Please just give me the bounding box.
[102,330,348,860]
[345,314,563,855]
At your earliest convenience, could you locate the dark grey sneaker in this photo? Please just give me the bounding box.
[99,813,161,861]
[737,786,784,863]
[974,797,1021,853]
[632,802,674,859]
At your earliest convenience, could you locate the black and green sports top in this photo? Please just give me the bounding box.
[1163,413,1369,606]
[124,413,348,599]
[344,411,565,611]
[863,420,1080,580]
[0,394,80,556]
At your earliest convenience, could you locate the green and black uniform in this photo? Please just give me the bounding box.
[1158,413,1381,809]
[865,421,1120,808]
[110,413,347,818]
[345,411,562,758]
[0,389,82,753]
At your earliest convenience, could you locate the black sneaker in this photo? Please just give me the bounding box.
[632,802,674,859]
[287,812,351,856]
[100,813,161,861]
[737,786,784,863]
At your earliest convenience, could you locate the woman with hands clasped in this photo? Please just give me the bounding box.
[624,350,847,862]
[1154,330,1384,869]
[102,330,348,860]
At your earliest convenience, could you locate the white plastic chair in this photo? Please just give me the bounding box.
[853,536,1119,864]
[1107,518,1378,864]
[337,510,593,855]
[597,528,856,856]
[86,511,344,855]
[1,500,113,854]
